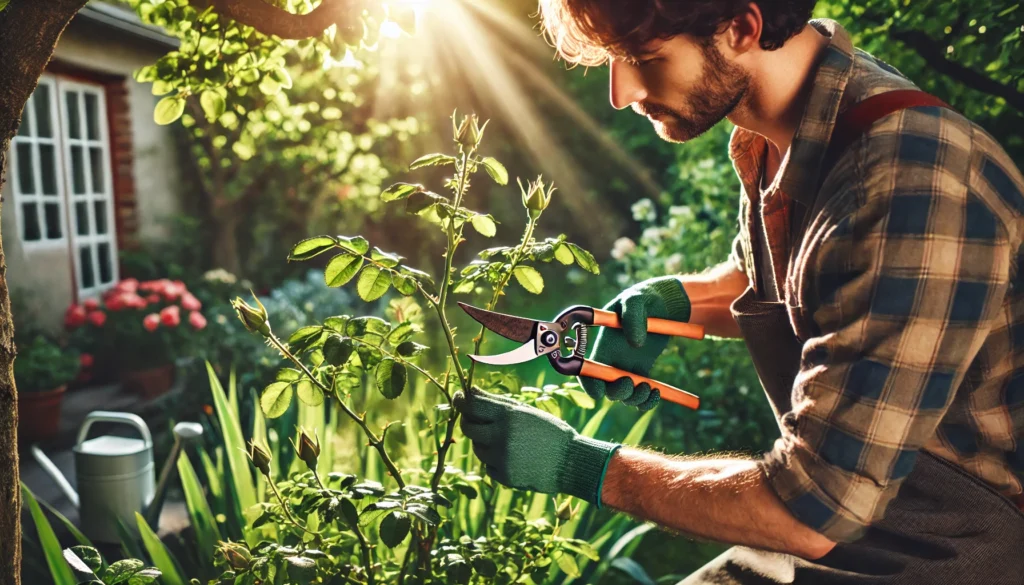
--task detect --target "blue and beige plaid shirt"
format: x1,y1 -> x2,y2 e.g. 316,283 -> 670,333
729,20 -> 1024,541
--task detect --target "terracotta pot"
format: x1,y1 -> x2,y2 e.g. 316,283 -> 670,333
18,385 -> 67,444
119,363 -> 175,399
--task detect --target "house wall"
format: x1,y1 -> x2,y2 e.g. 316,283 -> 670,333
1,16 -> 182,334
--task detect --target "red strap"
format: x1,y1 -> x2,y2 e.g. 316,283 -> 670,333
828,89 -> 952,161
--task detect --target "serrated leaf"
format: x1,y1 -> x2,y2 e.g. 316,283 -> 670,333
370,247 -> 402,267
275,368 -> 301,382
260,382 -> 293,418
387,321 -> 418,345
471,556 -> 498,577
322,334 -> 355,366
381,182 -> 423,202
199,90 -> 225,122
396,341 -> 427,357
103,559 -> 144,585
399,266 -> 436,295
289,236 -> 336,261
392,273 -> 417,296
286,326 -> 323,354
336,235 -> 370,255
296,379 -> 324,406
405,504 -> 441,526
405,190 -> 446,214
340,498 -> 360,528
553,243 -> 574,265
63,547 -> 97,575
380,512 -> 411,548
129,567 -> 161,584
566,243 -> 600,274
325,253 -> 364,287
409,153 -> 456,169
513,265 -> 544,294
153,96 -> 185,125
479,157 -> 508,185
470,214 -> 497,237
375,359 -> 407,399
357,266 -> 391,301
284,557 -> 316,582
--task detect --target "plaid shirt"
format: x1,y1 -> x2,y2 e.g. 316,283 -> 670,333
729,20 -> 1024,542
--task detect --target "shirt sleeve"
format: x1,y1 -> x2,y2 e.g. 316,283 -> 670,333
761,145 -> 1012,542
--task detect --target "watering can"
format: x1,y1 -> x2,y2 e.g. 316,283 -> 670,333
32,411 -> 203,543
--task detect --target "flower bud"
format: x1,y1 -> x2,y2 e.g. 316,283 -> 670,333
519,176 -> 554,219
247,440 -> 272,477
231,292 -> 271,337
555,497 -> 573,521
452,112 -> 485,150
217,542 -> 251,572
297,428 -> 321,472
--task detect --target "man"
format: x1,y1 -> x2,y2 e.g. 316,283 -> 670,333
453,1 -> 1024,582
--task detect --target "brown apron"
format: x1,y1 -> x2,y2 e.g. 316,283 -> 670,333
681,92 -> 1024,584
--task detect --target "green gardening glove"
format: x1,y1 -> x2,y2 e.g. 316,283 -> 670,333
453,388 -> 621,508
582,276 -> 690,411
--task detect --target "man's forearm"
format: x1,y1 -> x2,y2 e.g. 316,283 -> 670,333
600,447 -> 835,560
679,262 -> 748,338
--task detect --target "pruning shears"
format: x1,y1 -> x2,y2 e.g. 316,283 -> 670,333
458,303 -> 706,409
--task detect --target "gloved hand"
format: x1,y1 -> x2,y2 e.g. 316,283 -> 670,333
453,388 -> 620,508
582,276 -> 690,411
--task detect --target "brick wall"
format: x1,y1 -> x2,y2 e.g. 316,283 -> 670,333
102,77 -> 140,252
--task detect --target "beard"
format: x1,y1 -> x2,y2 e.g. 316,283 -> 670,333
634,40 -> 751,143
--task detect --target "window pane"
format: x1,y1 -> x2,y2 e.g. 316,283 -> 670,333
66,91 -> 81,140
23,203 -> 41,241
15,143 -> 34,194
79,246 -> 95,290
94,201 -> 107,234
16,111 -> 30,137
44,203 -> 62,239
75,201 -> 89,236
98,243 -> 113,284
70,146 -> 86,194
39,144 -> 57,195
34,85 -> 52,138
89,147 -> 105,193
85,93 -> 100,141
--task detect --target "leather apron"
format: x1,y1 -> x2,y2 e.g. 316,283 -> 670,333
681,92 -> 1024,584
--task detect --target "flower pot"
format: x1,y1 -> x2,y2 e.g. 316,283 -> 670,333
18,385 -> 67,444
119,363 -> 175,399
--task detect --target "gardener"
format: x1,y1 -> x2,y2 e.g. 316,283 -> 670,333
453,1 -> 1024,583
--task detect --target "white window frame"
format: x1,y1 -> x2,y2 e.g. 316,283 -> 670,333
58,78 -> 120,299
9,75 -> 67,250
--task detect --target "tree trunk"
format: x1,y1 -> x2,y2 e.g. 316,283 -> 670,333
0,2 -> 90,582
212,209 -> 242,276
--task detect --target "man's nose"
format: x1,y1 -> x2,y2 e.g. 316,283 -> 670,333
609,59 -> 646,110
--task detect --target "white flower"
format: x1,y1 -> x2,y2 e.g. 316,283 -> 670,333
664,253 -> 683,274
203,268 -> 238,284
610,237 -> 637,261
631,199 -> 656,223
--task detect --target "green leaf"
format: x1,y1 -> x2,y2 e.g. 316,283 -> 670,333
405,190 -> 447,214
103,560 -> 144,585
286,326 -> 323,354
379,512 -> 411,548
0,0 -> 11,12
553,243 -> 575,265
381,182 -> 423,202
392,273 -> 417,295
135,513 -> 186,585
177,455 -> 222,563
275,368 -> 301,382
270,66 -> 293,89
206,364 -> 257,512
22,484 -> 76,585
199,90 -> 225,122
409,153 -> 456,169
289,236 -> 336,261
129,568 -> 161,584
405,504 -> 441,526
260,382 -> 293,418
396,341 -> 427,357
357,265 -> 391,301
336,235 -> 370,255
566,243 -> 600,274
153,96 -> 185,126
284,557 -> 316,582
322,334 -> 355,366
258,74 -> 281,95
554,551 -> 581,578
340,498 -> 360,529
479,157 -> 508,185
324,253 -> 364,287
387,321 -> 418,345
470,214 -> 497,237
296,378 -> 324,406
399,266 -> 436,295
513,265 -> 544,294
346,316 -> 390,337
65,546 -> 102,574
375,359 -> 407,399
471,556 -> 498,578
370,247 -> 402,267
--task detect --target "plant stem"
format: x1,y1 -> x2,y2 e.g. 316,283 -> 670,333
267,478 -> 318,535
351,520 -> 376,585
267,334 -> 406,489
349,337 -> 449,401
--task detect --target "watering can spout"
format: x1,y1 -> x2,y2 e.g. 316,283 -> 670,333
145,421 -> 204,527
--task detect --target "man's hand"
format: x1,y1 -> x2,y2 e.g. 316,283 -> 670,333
582,276 -> 691,410
453,388 -> 620,506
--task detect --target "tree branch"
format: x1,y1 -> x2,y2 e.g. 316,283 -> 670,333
190,0 -> 356,40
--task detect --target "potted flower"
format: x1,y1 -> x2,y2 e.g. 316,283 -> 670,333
66,277 -> 208,398
15,335 -> 80,443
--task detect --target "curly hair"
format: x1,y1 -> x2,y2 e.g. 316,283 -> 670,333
538,0 -> 817,66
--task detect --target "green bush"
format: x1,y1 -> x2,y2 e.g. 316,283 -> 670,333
14,336 -> 80,393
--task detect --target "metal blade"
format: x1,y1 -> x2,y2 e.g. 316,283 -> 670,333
468,341 -> 541,366
458,302 -> 538,343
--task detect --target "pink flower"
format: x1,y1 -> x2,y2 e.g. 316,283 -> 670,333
143,313 -> 160,332
163,280 -> 187,301
188,311 -> 207,330
159,305 -> 181,327
124,293 -> 148,309
181,293 -> 202,312
83,298 -> 100,311
116,278 -> 139,293
146,294 -> 161,304
65,305 -> 87,329
80,353 -> 94,368
87,311 -> 107,327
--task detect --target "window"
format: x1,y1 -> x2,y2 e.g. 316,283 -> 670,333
10,74 -> 119,297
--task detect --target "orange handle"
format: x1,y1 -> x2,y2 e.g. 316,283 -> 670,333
580,359 -> 700,410
592,309 -> 705,340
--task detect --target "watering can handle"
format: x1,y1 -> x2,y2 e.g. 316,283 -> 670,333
77,411 -> 152,448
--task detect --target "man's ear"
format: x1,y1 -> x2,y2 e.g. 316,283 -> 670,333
723,1 -> 763,55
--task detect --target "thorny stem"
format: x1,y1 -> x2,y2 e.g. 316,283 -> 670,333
351,519 -> 376,585
267,334 -> 406,489
435,149 -> 474,389
267,477 -> 319,536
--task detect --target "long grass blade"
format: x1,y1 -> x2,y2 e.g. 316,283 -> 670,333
178,453 -> 224,557
207,362 -> 257,511
21,483 -> 76,585
38,496 -> 93,548
135,512 -> 187,585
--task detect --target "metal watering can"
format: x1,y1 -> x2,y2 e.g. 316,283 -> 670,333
32,411 -> 203,543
